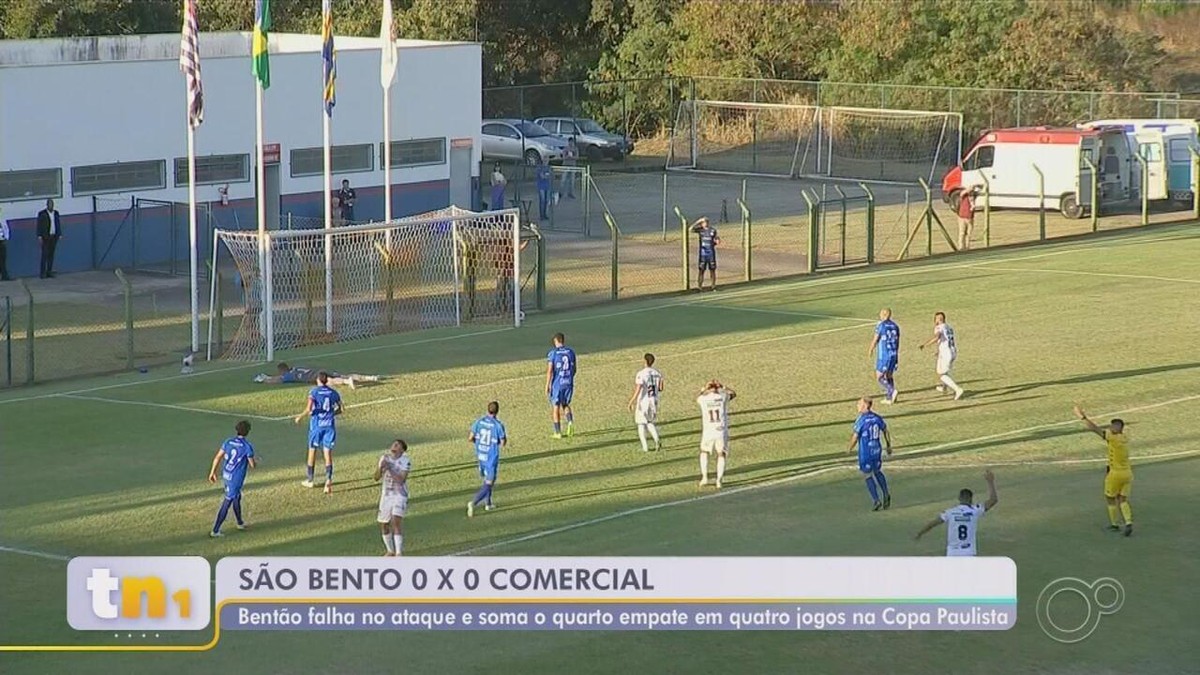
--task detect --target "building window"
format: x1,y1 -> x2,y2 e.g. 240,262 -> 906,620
71,160 -> 166,196
380,138 -> 447,168
0,168 -> 62,202
290,144 -> 374,177
174,154 -> 250,187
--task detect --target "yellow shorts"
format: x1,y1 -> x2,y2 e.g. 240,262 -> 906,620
1104,470 -> 1132,499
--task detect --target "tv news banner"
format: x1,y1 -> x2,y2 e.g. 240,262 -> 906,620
66,557 -> 1016,634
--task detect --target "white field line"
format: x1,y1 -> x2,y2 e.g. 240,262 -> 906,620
329,320 -> 876,417
701,305 -> 872,322
6,400 -> 1199,566
0,228 -> 1189,409
972,265 -> 1200,286
452,393 -> 1200,555
60,393 -> 281,421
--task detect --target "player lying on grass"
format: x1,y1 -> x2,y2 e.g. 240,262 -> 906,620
914,470 -> 999,556
697,380 -> 735,488
848,397 -> 892,510
254,362 -> 381,389
207,420 -> 257,537
374,439 -> 411,557
1074,406 -> 1134,536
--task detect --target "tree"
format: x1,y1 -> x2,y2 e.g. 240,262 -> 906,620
587,0 -> 683,135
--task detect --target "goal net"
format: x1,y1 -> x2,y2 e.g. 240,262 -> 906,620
210,207 -> 521,361
820,106 -> 962,184
667,99 -> 821,177
667,100 -> 962,184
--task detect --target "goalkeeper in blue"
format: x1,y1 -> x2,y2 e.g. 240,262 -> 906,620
848,397 -> 893,511
868,308 -> 901,404
468,401 -> 507,517
207,420 -> 257,537
545,332 -> 577,438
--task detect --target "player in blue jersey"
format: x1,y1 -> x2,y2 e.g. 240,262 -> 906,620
848,397 -> 893,511
293,371 -> 343,494
545,332 -> 577,438
254,362 -> 380,388
691,217 -> 720,292
468,401 -> 507,517
868,308 -> 901,404
207,420 -> 258,537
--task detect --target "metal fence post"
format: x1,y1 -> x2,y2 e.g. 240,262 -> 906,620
859,183 -> 875,265
661,172 -> 668,241
583,165 -> 592,238
980,174 -> 992,248
90,195 -> 99,269
535,228 -> 546,311
1191,147 -> 1200,221
1032,164 -> 1046,241
1082,156 -> 1099,233
834,185 -> 848,266
605,212 -> 619,301
115,268 -> 134,370
675,206 -> 690,291
802,190 -> 818,274
918,178 -> 933,257
1132,153 -> 1149,226
3,295 -> 11,388
19,279 -> 33,385
737,197 -> 752,282
214,269 -> 224,355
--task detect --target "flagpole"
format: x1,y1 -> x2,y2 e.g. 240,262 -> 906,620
323,110 -> 333,334
186,122 -> 199,353
256,81 -> 273,362
383,86 -> 393,224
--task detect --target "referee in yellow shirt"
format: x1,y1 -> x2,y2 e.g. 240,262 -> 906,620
1074,406 -> 1133,536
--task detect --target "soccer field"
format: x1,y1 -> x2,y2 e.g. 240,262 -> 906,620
2,223 -> 1199,674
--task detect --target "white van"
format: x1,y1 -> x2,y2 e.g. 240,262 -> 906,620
942,127 -> 1133,219
1080,119 -> 1198,203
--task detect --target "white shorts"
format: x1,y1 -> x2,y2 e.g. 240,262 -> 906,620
377,495 -> 408,522
936,353 -> 955,376
700,435 -> 729,455
635,399 -> 658,424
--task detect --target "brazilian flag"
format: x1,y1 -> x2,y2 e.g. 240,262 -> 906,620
252,0 -> 270,89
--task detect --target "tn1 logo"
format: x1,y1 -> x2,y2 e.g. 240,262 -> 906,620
86,568 -> 192,620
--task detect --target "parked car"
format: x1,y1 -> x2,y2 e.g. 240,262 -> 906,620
535,116 -> 634,160
481,119 -> 566,166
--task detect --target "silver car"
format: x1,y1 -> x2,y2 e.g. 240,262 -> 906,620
481,119 -> 566,166
535,117 -> 634,160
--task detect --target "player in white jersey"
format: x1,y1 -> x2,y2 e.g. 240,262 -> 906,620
628,353 -> 664,452
374,439 -> 410,556
919,311 -> 964,400
915,470 -> 998,556
697,380 -> 736,489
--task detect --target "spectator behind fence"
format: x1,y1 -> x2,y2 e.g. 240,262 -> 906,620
535,155 -> 551,221
36,198 -> 63,278
330,195 -> 346,227
337,179 -> 356,223
490,163 -> 507,211
957,187 -> 978,251
558,138 -> 577,201
0,206 -> 10,281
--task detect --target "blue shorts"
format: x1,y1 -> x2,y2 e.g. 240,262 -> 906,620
876,354 -> 898,373
698,252 -> 716,271
549,384 -> 574,407
858,455 -> 882,474
308,427 -> 336,450
224,478 -> 245,500
478,459 -> 499,483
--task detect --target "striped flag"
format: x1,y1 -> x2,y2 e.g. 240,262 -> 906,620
322,0 -> 336,116
252,0 -> 271,89
179,0 -> 203,127
380,0 -> 397,90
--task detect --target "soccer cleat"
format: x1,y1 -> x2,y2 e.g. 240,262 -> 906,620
715,481 -> 722,489
324,482 -> 332,495
485,504 -> 496,512
698,478 -> 709,488
383,552 -> 395,557
566,422 -> 574,437
467,501 -> 475,518
1106,525 -> 1121,532
236,523 -> 248,531
209,531 -> 223,538
655,440 -> 662,452
301,480 -> 315,488
890,391 -> 899,404
1124,524 -> 1133,537
882,494 -> 892,509
254,373 -> 267,383
935,385 -> 946,393
872,501 -> 883,511
954,389 -> 965,401
551,433 -> 563,440
347,377 -> 357,390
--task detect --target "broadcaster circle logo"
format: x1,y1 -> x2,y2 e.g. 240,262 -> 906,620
1036,576 -> 1124,644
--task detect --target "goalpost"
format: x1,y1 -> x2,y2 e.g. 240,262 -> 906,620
208,207 -> 521,361
668,100 -> 962,184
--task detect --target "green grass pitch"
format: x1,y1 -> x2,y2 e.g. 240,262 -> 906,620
2,223 -> 1198,675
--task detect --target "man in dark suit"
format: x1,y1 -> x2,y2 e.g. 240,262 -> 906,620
36,198 -> 63,278
337,179 -> 356,223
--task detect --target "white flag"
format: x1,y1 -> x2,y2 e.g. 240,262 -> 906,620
380,0 -> 397,90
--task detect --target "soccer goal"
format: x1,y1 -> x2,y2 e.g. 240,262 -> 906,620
819,106 -> 962,185
208,207 -> 522,361
667,99 -> 821,177
668,100 -> 962,184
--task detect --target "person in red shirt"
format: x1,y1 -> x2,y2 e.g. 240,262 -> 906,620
956,187 -> 978,251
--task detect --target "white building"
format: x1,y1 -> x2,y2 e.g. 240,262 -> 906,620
0,32 -> 482,277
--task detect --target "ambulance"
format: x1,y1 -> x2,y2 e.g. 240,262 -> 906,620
1080,119 -> 1198,204
941,126 -> 1133,219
